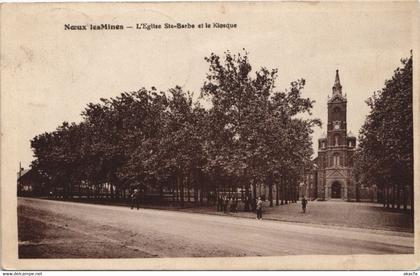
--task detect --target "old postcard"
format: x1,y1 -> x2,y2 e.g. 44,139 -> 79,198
1,1 -> 419,270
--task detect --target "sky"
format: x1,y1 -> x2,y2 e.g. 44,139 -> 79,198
2,2 -> 416,169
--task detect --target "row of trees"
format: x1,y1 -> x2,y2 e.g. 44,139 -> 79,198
29,50 -> 320,208
355,54 -> 413,212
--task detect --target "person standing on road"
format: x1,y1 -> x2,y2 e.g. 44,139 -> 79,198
228,196 -> 234,212
135,188 -> 141,210
130,189 -> 136,209
131,188 -> 140,210
244,195 -> 249,212
301,197 -> 308,213
256,197 -> 263,220
230,196 -> 238,213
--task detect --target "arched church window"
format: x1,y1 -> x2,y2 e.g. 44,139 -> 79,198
322,141 -> 325,148
333,153 -> 340,166
334,135 -> 339,146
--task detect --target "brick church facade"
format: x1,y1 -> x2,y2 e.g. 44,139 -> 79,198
301,70 -> 361,201
315,70 -> 357,200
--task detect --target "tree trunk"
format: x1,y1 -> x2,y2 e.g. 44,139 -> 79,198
159,182 -> 163,203
252,181 -> 257,211
187,175 -> 191,203
175,176 -> 179,203
94,183 -> 97,200
171,177 -> 175,203
284,179 -> 288,204
392,184 -> 396,209
292,178 -> 295,202
69,181 -> 73,199
199,174 -> 204,206
194,185 -> 199,205
280,177 -> 284,205
291,180 -> 295,203
179,173 -> 184,207
382,187 -> 386,207
63,183 -> 68,199
268,174 -> 273,207
275,180 -> 279,206
110,183 -> 114,200
245,183 -> 250,211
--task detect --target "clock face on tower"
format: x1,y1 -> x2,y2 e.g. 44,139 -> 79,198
334,121 -> 340,130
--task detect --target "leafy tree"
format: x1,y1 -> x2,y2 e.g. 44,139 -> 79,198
30,50 -> 319,211
356,53 -> 413,212
202,50 -> 319,208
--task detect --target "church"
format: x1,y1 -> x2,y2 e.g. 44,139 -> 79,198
301,70 -> 358,201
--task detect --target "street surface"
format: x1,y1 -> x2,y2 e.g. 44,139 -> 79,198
18,198 -> 414,258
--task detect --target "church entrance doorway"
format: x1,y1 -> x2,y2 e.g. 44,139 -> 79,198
331,181 -> 341,199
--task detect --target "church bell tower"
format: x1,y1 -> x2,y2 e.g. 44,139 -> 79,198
327,70 -> 347,150
316,70 -> 356,200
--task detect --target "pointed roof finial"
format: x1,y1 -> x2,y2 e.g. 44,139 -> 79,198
332,69 -> 342,95
335,69 -> 340,84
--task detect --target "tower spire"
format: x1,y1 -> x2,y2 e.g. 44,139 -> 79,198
332,69 -> 342,95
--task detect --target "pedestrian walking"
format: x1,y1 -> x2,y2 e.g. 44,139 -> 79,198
231,196 -> 238,212
223,196 -> 229,213
301,196 -> 308,213
131,189 -> 140,210
244,195 -> 249,212
130,190 -> 135,209
256,196 -> 263,220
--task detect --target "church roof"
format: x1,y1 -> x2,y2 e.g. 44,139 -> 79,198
347,131 -> 356,138
17,169 -> 30,180
328,93 -> 347,103
329,69 -> 346,103
333,69 -> 342,93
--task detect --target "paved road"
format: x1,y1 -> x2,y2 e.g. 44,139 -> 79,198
18,198 -> 414,258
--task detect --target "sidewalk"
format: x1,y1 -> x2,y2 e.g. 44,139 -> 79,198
178,200 -> 414,233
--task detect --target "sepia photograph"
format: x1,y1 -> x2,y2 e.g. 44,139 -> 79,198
1,1 -> 419,270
